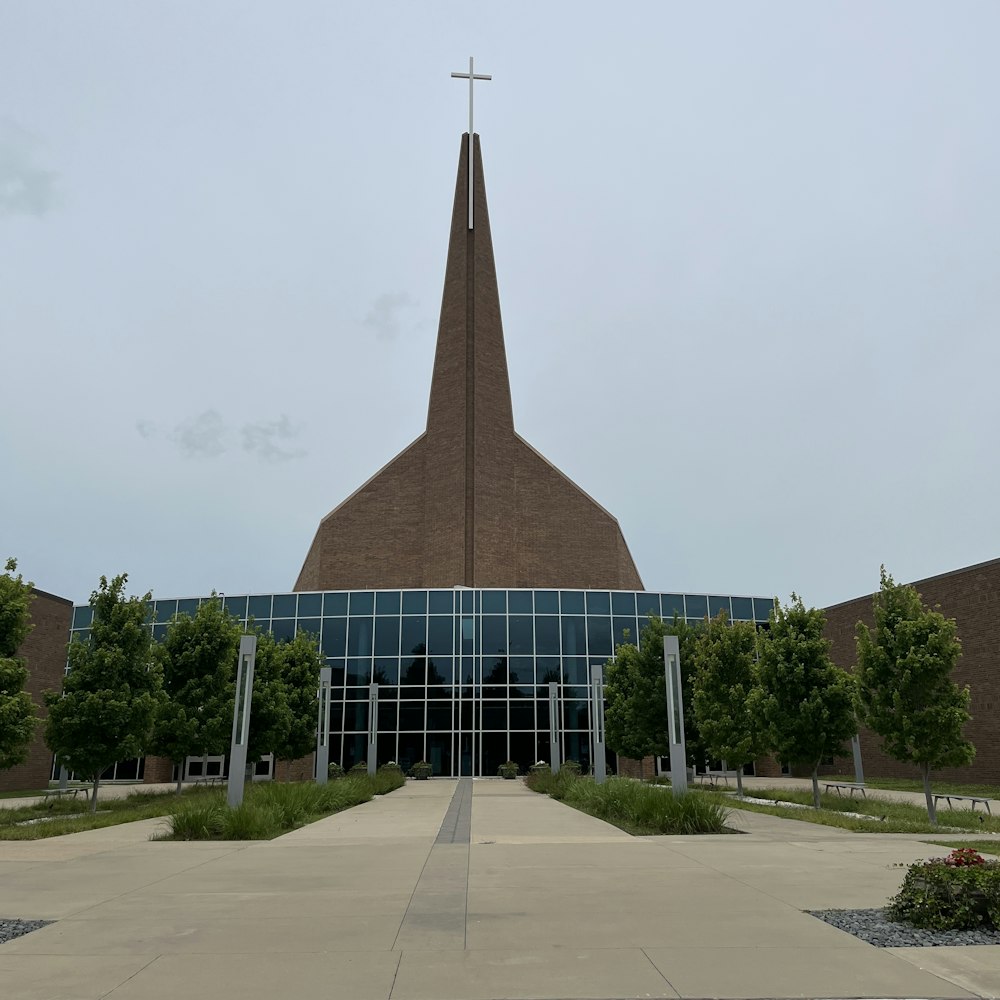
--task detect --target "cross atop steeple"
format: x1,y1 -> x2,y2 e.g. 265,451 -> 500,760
451,56 -> 491,229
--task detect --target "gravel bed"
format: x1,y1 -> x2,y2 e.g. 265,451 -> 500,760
0,919 -> 53,945
809,907 -> 1000,947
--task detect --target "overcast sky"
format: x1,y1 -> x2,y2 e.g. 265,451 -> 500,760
2,3 -> 998,610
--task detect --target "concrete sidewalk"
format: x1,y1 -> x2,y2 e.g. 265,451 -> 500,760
0,777 -> 997,999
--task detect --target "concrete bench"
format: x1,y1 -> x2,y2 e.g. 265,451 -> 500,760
933,793 -> 992,815
41,787 -> 91,807
824,781 -> 867,799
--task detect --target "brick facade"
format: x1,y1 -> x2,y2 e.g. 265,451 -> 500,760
0,588 -> 71,792
274,754 -> 315,782
823,558 -> 1000,784
295,134 -> 643,594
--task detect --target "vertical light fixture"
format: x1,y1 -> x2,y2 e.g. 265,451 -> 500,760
663,635 -> 688,797
315,666 -> 332,785
227,634 -> 257,808
367,683 -> 379,776
590,664 -> 607,784
548,680 -> 561,772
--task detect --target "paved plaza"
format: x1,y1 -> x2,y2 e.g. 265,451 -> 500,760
1,779 -> 999,999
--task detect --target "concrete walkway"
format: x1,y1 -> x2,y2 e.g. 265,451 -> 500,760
0,778 -> 997,999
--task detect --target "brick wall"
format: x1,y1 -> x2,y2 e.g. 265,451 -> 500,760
823,558 -> 1000,784
274,754 -> 315,782
616,755 -> 656,780
0,588 -> 71,792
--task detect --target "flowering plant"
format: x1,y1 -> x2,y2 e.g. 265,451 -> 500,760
943,848 -> 986,867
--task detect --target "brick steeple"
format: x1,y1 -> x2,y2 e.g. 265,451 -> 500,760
295,136 -> 642,592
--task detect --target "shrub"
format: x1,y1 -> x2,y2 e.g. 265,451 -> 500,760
889,849 -> 1000,930
561,760 -> 582,776
328,762 -> 344,780
497,761 -> 519,778
166,802 -> 225,840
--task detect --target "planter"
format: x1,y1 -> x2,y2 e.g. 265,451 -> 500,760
498,761 -> 520,780
409,762 -> 432,781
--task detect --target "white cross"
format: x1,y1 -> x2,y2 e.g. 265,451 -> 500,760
451,57 -> 491,229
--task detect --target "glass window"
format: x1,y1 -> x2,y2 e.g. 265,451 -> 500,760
508,656 -> 533,686
272,594 -> 297,619
297,593 -> 322,617
344,701 -> 369,731
247,595 -> 271,620
534,590 -> 559,614
685,595 -> 708,620
560,591 -> 585,614
612,617 -> 636,647
152,623 -> 169,641
428,590 -> 453,614
709,596 -> 732,619
155,599 -> 178,622
377,701 -> 398,730
427,657 -> 452,687
177,598 -> 199,617
297,617 -> 320,639
375,591 -> 400,615
399,702 -> 424,731
328,661 -> 345,685
482,701 -> 507,730
510,699 -> 534,729
659,594 -> 683,619
563,658 -> 589,685
223,595 -> 247,620
481,590 -> 506,614
348,617 -> 373,657
754,597 -> 776,622
561,616 -> 586,656
460,616 -> 476,655
427,617 -> 453,656
587,616 -> 612,657
427,701 -> 452,729
346,658 -> 371,686
350,591 -> 374,616
272,619 -> 295,643
401,616 -> 426,657
636,593 -> 660,617
323,592 -> 348,616
508,590 -> 533,614
327,699 -> 344,731
536,694 -> 550,729
731,597 -> 754,620
509,615 -> 533,655
373,658 -> 399,685
482,615 -> 507,655
400,657 -> 426,685
611,592 -> 636,616
322,618 -> 347,658
72,606 -> 93,628
534,616 -> 560,655
536,657 -> 561,684
374,616 -> 400,657
401,590 -> 427,615
585,591 -> 611,615
564,701 -> 590,730
459,590 -> 473,614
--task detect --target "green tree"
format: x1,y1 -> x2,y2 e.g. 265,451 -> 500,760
855,566 -> 973,824
151,596 -> 241,792
755,595 -> 856,808
691,611 -> 764,797
270,630 -> 323,774
44,574 -> 162,811
244,629 -> 293,772
0,558 -> 39,771
604,615 -> 668,778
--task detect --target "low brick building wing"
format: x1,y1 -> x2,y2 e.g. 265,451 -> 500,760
295,134 -> 643,593
824,557 -> 1000,784
0,589 -> 71,793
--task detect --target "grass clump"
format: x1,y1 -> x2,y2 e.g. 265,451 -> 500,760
527,770 -> 729,835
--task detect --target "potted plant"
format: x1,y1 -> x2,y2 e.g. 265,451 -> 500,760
327,762 -> 344,780
529,760 -> 550,774
497,760 -> 519,779
560,759 -> 582,776
409,761 -> 432,780
378,760 -> 403,775
349,760 -> 368,775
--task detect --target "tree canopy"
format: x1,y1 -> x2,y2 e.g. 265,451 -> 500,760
855,566 -> 973,823
269,630 -> 323,767
755,595 -> 856,808
691,611 -> 764,796
44,574 -> 162,810
0,558 -> 38,771
151,596 -> 241,791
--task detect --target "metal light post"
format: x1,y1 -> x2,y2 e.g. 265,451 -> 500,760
315,666 -> 332,785
851,734 -> 865,785
548,681 -> 561,772
590,664 -> 607,784
227,634 -> 257,808
367,683 -> 379,775
663,635 -> 688,796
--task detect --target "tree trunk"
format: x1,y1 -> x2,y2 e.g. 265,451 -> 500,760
922,762 -> 937,825
735,768 -> 744,798
90,774 -> 100,814
810,766 -> 821,809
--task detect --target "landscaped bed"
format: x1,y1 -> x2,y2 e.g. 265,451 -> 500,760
525,768 -> 731,835
0,771 -> 405,842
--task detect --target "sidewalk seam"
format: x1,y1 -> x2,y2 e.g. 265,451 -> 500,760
96,952 -> 161,998
640,946 -> 681,999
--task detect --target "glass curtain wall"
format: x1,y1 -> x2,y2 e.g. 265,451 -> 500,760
69,589 -> 775,778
